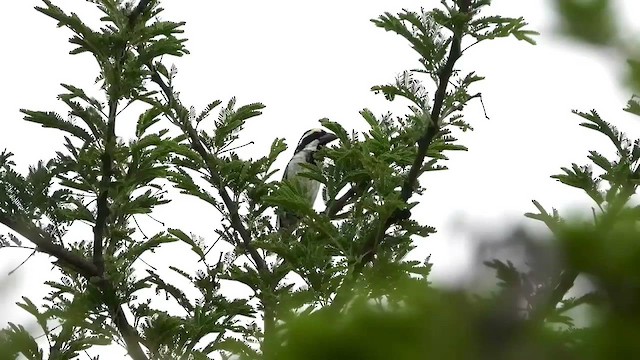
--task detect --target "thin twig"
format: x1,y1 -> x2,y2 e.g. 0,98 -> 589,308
144,212 -> 166,227
324,180 -> 370,220
218,141 -> 255,154
7,249 -> 37,275
478,93 -> 490,120
0,244 -> 37,251
132,215 -> 148,239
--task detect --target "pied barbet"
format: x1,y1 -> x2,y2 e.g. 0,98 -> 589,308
277,128 -> 338,230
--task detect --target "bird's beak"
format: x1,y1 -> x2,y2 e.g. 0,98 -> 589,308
318,132 -> 338,146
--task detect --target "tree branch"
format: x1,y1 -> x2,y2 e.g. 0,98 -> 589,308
324,188 -> 356,218
1,214 -> 149,360
100,281 -> 149,360
1,220 -> 150,356
0,215 -> 100,277
357,0 -> 471,268
148,63 -> 275,356
324,183 -> 363,219
148,66 -> 268,274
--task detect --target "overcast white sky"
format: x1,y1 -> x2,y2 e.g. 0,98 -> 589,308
1,0 -> 640,345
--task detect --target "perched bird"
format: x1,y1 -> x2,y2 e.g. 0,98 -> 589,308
277,128 -> 338,230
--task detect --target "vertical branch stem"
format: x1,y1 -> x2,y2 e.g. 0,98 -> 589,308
93,99 -> 117,275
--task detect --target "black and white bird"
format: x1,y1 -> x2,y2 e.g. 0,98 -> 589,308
277,128 -> 338,230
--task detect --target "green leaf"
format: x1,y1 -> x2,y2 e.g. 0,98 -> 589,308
136,106 -> 163,137
551,163 -> 604,205
575,109 -> 627,155
168,228 -> 205,260
320,119 -> 350,146
21,109 -> 93,142
484,259 -> 520,288
16,297 -> 51,338
126,233 -> 178,265
525,200 -> 562,233
147,270 -> 194,312
587,150 -> 612,171
59,83 -> 104,112
36,0 -> 103,56
624,94 -> 640,117
195,100 -> 223,124
1,323 -> 43,360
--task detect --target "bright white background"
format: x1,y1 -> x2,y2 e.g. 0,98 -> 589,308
1,0 -> 639,348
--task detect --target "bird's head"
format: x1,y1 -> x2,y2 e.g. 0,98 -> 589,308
294,128 -> 338,153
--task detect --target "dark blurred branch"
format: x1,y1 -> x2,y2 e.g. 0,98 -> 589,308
533,166 -> 640,320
